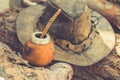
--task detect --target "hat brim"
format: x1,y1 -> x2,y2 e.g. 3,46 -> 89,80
16,5 -> 115,66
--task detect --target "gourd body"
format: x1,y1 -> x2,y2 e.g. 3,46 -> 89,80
22,32 -> 54,66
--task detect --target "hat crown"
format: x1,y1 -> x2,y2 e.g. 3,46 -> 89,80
49,0 -> 86,18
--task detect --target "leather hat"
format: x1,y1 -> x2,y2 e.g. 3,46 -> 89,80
16,0 -> 115,66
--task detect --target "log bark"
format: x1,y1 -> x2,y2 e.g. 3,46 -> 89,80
0,42 -> 73,80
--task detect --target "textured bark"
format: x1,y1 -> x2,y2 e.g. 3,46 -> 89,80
0,42 -> 73,80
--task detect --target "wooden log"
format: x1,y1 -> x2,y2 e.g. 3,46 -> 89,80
0,41 -> 73,80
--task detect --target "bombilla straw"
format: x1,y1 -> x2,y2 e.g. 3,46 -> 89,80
40,9 -> 62,38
